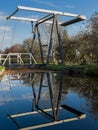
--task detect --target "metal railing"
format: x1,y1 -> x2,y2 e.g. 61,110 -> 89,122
0,53 -> 37,65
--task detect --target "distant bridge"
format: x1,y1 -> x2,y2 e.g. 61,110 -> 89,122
0,53 -> 37,66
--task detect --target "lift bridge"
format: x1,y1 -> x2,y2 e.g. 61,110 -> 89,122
1,6 -> 86,67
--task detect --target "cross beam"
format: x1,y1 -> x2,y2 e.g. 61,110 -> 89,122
9,16 -> 54,24
7,6 -> 86,21
61,16 -> 86,26
9,16 -> 85,26
8,16 -> 38,22
17,6 -> 84,17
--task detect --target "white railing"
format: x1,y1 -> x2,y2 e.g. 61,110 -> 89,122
0,53 -> 37,65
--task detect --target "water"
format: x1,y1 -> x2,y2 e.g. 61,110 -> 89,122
0,71 -> 98,130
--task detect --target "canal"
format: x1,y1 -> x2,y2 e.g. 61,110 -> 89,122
0,71 -> 98,130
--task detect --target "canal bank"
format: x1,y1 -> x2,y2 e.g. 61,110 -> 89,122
43,64 -> 98,76
1,64 -> 98,77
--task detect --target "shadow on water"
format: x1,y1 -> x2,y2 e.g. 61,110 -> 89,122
0,71 -> 98,130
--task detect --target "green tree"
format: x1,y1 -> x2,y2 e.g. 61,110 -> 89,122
4,44 -> 23,53
22,38 -> 33,53
66,12 -> 98,65
89,12 -> 98,64
22,38 -> 41,62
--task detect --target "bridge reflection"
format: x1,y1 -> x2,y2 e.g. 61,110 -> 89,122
7,72 -> 86,130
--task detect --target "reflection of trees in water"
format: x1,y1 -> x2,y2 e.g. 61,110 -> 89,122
63,76 -> 98,120
21,73 -> 34,86
20,73 -> 41,87
11,72 -> 98,121
6,72 -> 86,129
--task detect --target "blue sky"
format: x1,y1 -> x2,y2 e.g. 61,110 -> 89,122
0,0 -> 98,50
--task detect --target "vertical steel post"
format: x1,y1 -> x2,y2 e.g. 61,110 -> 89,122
46,15 -> 55,64
55,15 -> 64,65
31,23 -> 36,55
36,25 -> 44,64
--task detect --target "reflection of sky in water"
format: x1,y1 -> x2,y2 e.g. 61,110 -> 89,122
0,72 -> 98,130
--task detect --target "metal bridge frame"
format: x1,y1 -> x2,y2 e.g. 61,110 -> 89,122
0,53 -> 37,65
7,6 -> 86,65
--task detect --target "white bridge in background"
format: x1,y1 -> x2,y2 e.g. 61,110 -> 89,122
0,53 -> 37,66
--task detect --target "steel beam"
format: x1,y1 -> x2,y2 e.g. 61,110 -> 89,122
37,14 -> 52,22
19,116 -> 85,130
36,14 -> 54,25
55,15 -> 64,65
61,15 -> 86,26
46,16 -> 55,64
7,9 -> 19,20
7,16 -> 86,26
8,108 -> 62,118
8,16 -> 37,22
17,6 -> 85,18
8,16 -> 53,24
36,26 -> 44,64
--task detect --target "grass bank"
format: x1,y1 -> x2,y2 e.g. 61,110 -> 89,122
45,64 -> 98,76
1,64 -> 98,77
0,66 -> 5,75
0,66 -> 5,71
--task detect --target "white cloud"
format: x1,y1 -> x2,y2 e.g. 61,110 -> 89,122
38,1 -> 56,7
21,94 -> 33,100
0,86 -> 10,91
64,5 -> 76,9
0,33 -> 12,40
31,0 -> 76,10
0,32 -> 12,49
0,26 -> 11,31
31,0 -> 58,8
0,25 -> 12,43
0,11 -> 6,21
67,24 -> 82,36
